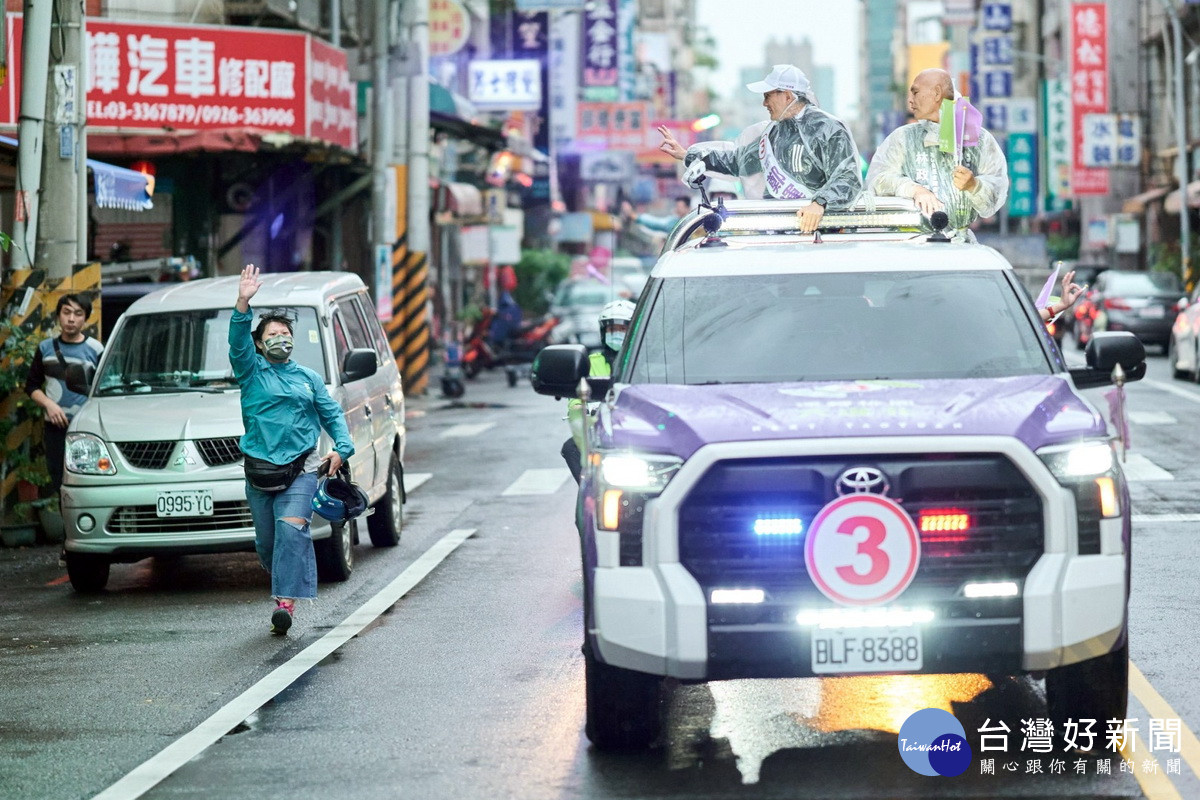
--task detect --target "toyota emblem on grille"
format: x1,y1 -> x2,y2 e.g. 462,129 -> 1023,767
836,466 -> 890,496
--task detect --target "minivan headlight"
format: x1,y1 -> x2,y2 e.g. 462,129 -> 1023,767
66,433 -> 117,475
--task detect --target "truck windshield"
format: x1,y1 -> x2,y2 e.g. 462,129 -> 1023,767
624,270 -> 1051,384
95,308 -> 327,395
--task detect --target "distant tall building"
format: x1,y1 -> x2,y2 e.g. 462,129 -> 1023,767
859,0 -> 902,155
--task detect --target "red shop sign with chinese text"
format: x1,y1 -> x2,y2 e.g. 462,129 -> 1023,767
0,14 -> 356,150
1069,3 -> 1108,196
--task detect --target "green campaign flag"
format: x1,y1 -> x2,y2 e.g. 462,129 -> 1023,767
938,99 -> 956,153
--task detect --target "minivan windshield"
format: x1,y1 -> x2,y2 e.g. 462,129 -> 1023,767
623,270 -> 1050,384
96,308 -> 326,395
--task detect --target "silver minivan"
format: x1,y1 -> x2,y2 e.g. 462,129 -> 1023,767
61,272 -> 407,592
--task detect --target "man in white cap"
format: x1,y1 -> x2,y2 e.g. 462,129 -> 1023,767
657,64 -> 862,232
866,68 -> 1008,239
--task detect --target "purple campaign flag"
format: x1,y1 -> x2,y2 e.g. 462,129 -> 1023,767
1104,386 -> 1131,455
956,98 -> 983,147
954,97 -> 984,163
1035,263 -> 1061,309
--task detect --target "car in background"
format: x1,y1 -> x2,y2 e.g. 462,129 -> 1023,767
1073,269 -> 1184,352
61,272 -> 407,592
1169,285 -> 1200,380
610,256 -> 652,300
549,278 -> 623,350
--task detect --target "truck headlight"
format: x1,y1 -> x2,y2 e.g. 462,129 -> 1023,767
597,452 -> 682,493
591,452 -> 682,564
1038,441 -> 1113,478
66,433 -> 117,475
1037,440 -> 1121,553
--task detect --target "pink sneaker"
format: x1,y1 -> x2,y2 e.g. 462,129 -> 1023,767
270,600 -> 294,635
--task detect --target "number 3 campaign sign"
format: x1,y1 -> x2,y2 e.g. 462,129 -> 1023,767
804,495 -> 921,606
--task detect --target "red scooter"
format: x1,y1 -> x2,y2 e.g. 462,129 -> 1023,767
462,309 -> 559,386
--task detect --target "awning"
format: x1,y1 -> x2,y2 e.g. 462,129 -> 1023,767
1164,181 -> 1200,214
429,79 -> 505,151
0,134 -> 153,211
1122,185 -> 1170,214
431,179 -> 484,218
86,130 -> 263,156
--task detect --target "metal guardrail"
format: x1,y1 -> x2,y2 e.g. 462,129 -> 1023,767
664,196 -> 928,252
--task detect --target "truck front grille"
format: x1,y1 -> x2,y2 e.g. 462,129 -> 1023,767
678,453 -> 1043,598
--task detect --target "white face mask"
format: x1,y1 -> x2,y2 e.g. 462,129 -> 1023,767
605,331 -> 625,351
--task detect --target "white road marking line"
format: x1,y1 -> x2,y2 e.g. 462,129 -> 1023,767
1120,453 -> 1174,482
1129,410 -> 1178,426
403,472 -> 432,493
1132,513 -> 1200,524
1143,378 -> 1200,405
439,422 -> 496,439
92,528 -> 477,800
501,468 -> 569,496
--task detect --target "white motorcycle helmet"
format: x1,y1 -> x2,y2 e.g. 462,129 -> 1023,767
599,299 -> 635,354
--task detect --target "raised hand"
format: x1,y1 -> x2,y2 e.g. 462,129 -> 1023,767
657,125 -> 687,160
237,264 -> 262,312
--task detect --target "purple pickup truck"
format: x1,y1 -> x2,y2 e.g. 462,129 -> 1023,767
532,200 -> 1147,750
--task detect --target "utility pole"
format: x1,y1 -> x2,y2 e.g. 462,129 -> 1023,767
35,0 -> 85,280
1161,0 -> 1192,288
11,0 -> 54,271
371,0 -> 394,266
404,0 -> 431,394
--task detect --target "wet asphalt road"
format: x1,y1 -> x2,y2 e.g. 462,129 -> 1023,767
2,352 -> 1200,800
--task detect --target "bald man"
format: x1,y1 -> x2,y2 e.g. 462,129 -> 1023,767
866,68 -> 1008,240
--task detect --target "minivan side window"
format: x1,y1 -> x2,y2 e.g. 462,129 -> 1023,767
342,294 -> 391,363
334,297 -> 374,378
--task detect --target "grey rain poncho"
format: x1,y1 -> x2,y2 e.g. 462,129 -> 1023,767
682,105 -> 863,207
866,119 -> 1009,234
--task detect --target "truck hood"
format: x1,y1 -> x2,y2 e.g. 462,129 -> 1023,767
71,391 -> 245,442
602,376 -> 1106,458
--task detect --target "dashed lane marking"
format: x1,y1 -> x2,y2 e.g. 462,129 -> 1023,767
1130,661 -> 1200,788
1129,411 -> 1178,426
501,468 -> 570,496
1120,453 -> 1174,482
439,422 -> 496,439
92,528 -> 477,800
1143,379 -> 1200,406
403,472 -> 432,494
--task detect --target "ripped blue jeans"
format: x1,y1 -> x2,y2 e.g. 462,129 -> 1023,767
246,472 -> 319,600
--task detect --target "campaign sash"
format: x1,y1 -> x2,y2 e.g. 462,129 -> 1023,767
757,128 -> 817,200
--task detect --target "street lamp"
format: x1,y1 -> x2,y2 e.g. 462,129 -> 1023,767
1159,0 -> 1191,288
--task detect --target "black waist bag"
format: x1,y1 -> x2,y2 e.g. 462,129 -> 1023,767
243,450 -> 312,493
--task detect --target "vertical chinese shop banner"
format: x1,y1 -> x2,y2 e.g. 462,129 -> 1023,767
1043,78 -> 1073,210
1069,2 -> 1108,196
581,0 -> 618,101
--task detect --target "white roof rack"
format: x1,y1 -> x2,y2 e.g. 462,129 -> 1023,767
664,196 -> 928,251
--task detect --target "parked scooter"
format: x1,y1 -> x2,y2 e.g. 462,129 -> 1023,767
462,309 -> 559,386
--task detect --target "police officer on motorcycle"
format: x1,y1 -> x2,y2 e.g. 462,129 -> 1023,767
561,299 -> 635,484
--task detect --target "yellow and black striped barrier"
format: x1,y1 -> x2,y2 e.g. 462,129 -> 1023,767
382,165 -> 431,396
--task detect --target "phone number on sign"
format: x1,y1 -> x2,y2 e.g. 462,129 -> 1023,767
87,101 -> 297,128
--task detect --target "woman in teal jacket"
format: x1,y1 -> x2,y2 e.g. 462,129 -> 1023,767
230,264 -> 354,635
